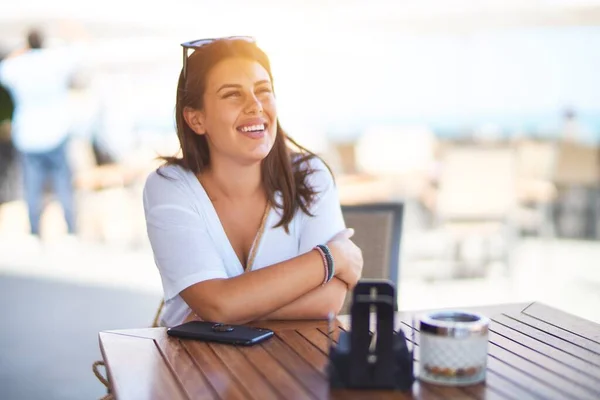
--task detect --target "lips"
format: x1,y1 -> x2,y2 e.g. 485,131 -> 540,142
237,123 -> 266,133
236,119 -> 268,139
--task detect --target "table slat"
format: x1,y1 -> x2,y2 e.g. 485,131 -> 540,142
237,344 -> 314,400
460,382 -> 514,400
261,335 -> 328,399
207,343 -> 281,400
330,390 -> 421,399
489,322 -> 600,382
421,382 -> 478,400
506,311 -> 600,354
153,335 -> 218,400
180,340 -> 249,400
296,328 -> 331,354
99,332 -> 187,400
486,341 -> 597,399
317,325 -> 344,343
493,315 -> 600,368
523,303 -> 600,343
488,330 -> 600,394
484,371 -> 544,400
276,329 -> 329,374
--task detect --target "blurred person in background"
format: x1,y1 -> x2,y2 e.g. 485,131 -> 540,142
0,28 -> 79,239
0,82 -> 18,213
561,108 -> 593,145
144,38 -> 363,327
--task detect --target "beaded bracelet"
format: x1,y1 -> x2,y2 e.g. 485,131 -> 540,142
316,244 -> 335,283
314,246 -> 329,285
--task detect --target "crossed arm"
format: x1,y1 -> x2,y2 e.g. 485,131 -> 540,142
180,250 -> 349,325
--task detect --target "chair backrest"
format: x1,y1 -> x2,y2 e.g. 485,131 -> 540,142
553,142 -> 600,187
339,202 -> 404,314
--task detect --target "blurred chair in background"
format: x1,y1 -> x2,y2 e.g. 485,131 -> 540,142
554,142 -> 599,187
552,142 -> 600,239
68,120 -> 158,248
330,137 -> 397,205
334,126 -> 437,213
433,145 -> 519,277
339,202 -> 404,314
334,140 -> 359,175
514,139 -> 558,237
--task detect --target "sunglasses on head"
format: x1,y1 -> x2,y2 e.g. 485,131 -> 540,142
181,36 -> 256,79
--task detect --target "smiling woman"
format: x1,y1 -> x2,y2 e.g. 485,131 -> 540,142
184,57 -> 276,164
143,37 -> 363,327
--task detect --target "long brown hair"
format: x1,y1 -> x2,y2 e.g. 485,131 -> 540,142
160,39 -> 329,232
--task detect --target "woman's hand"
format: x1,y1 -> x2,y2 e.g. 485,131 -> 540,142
326,228 -> 363,289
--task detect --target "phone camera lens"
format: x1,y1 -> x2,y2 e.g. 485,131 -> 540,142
212,323 -> 234,332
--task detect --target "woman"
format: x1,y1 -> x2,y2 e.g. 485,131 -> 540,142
144,37 -> 363,327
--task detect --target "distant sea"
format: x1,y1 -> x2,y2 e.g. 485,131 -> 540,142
324,111 -> 600,143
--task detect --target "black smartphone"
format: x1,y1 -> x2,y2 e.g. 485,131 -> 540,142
166,321 -> 274,346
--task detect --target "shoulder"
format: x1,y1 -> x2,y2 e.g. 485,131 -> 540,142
143,164 -> 196,209
145,164 -> 188,188
295,154 -> 335,192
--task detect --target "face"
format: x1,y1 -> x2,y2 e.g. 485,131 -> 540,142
184,57 -> 277,165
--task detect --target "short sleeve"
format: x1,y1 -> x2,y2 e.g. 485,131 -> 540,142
298,157 -> 346,254
143,167 -> 228,300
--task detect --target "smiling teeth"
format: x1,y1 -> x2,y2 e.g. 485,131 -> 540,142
241,124 -> 265,132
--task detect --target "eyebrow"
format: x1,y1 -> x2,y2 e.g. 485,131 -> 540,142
217,80 -> 271,93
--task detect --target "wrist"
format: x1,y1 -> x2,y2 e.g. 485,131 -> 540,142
326,243 -> 343,276
313,246 -> 329,285
314,244 -> 335,285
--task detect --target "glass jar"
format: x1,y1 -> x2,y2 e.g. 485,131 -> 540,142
418,311 -> 490,386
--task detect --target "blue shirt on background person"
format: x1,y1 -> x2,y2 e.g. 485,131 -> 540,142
0,46 -> 78,153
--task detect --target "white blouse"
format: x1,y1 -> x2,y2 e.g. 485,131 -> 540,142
143,157 -> 345,327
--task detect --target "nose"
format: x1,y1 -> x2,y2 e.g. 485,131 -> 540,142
244,94 -> 263,115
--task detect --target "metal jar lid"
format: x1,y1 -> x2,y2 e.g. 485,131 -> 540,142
419,311 -> 490,338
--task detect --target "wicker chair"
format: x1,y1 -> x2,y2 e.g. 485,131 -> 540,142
339,202 -> 404,315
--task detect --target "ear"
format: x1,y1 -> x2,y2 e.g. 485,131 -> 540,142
183,106 -> 207,135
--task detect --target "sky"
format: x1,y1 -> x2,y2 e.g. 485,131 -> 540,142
1,1 -> 600,146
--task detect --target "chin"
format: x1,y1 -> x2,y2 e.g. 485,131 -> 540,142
253,134 -> 276,156
250,145 -> 274,163
236,130 -> 277,164
234,143 -> 271,166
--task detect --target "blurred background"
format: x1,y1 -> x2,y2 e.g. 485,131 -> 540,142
1,0 -> 600,399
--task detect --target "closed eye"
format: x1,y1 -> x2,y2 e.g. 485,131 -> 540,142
222,91 -> 241,98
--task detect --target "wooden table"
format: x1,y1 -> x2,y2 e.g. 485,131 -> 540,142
98,302 -> 600,399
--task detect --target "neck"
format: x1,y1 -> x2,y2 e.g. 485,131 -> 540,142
201,158 -> 263,201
